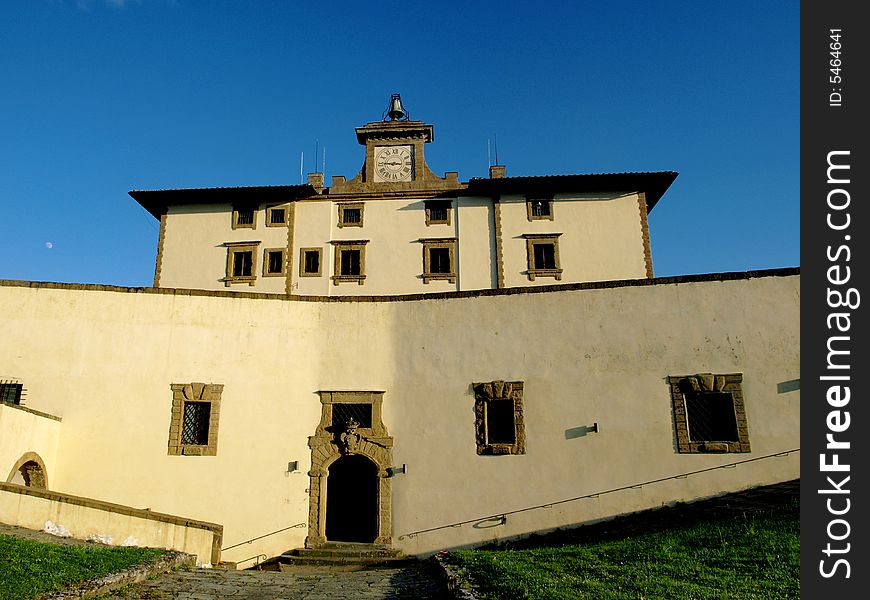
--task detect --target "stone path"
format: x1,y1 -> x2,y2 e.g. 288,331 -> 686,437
99,562 -> 450,599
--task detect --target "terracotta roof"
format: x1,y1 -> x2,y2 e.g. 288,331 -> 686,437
462,171 -> 678,212
130,171 -> 678,219
130,184 -> 317,219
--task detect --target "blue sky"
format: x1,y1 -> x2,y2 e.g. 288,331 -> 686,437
1,0 -> 798,287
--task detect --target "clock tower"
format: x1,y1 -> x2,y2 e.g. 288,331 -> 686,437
331,94 -> 462,193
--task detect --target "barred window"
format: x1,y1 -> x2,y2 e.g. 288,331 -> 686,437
1,382 -> 23,405
269,208 -> 286,225
527,197 -> 553,221
168,383 -> 223,456
668,373 -> 750,454
232,205 -> 257,229
332,403 -> 373,429
337,203 -> 364,228
182,401 -> 211,445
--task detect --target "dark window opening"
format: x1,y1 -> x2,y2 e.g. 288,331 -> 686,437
332,403 -> 373,429
341,208 -> 362,225
530,199 -> 551,217
341,250 -> 361,276
486,400 -> 516,444
270,208 -> 286,224
429,247 -> 451,273
236,209 -> 254,226
533,243 -> 556,269
181,401 -> 211,445
686,392 -> 739,442
304,251 -> 320,274
267,250 -> 284,274
1,382 -> 23,405
233,251 -> 253,277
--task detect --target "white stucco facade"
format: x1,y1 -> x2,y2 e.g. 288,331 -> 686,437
0,271 -> 800,564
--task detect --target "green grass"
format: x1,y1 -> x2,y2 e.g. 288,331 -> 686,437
444,496 -> 799,600
0,535 -> 167,600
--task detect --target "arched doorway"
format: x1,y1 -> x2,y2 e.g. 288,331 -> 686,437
325,455 -> 378,543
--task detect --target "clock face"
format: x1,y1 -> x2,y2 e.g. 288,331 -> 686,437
374,146 -> 413,182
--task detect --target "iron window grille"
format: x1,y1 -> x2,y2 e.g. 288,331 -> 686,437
332,403 -> 374,429
1,382 -> 23,405
181,401 -> 211,445
668,373 -> 750,453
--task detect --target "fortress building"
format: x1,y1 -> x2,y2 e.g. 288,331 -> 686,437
1,96 -> 799,568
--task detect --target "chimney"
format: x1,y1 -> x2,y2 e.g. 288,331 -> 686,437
307,172 -> 325,191
489,165 -> 506,179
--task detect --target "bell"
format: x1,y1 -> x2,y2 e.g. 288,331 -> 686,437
386,94 -> 407,121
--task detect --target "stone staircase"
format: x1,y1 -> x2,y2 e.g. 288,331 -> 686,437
262,542 -> 409,572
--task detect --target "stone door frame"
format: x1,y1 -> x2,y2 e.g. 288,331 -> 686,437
306,391 -> 393,547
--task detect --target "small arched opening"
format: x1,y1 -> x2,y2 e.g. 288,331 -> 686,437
7,452 -> 48,490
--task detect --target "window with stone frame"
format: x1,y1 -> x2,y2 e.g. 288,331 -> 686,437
222,241 -> 260,286
526,197 -> 554,221
266,206 -> 287,227
1,380 -> 24,405
667,373 -> 750,454
299,247 -> 323,277
473,380 -> 526,455
420,238 -> 457,284
168,383 -> 223,456
425,200 -> 452,226
232,204 -> 257,229
330,240 -> 368,285
263,248 -> 285,277
523,233 -> 562,281
337,203 -> 364,228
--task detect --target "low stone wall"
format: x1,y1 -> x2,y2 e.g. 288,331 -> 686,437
0,482 -> 222,565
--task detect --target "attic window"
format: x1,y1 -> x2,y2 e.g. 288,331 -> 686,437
232,205 -> 257,229
267,206 -> 287,226
425,200 -> 452,226
527,197 -> 553,221
338,203 -> 364,228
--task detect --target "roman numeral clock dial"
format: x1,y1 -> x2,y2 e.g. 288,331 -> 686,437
374,146 -> 413,182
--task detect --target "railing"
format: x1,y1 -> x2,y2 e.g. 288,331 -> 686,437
397,448 -> 799,540
221,522 -> 306,552
236,554 -> 268,569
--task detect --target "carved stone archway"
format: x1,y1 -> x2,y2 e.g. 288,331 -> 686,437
7,452 -> 48,490
306,391 -> 393,547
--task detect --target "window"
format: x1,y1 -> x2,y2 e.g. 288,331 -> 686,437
168,383 -> 223,456
299,247 -> 323,277
330,240 -> 368,285
419,238 -> 457,284
263,248 -> 285,277
266,206 -> 287,227
667,373 -> 750,454
182,402 -> 211,445
425,200 -> 452,226
523,233 -> 562,280
232,205 -> 257,230
337,203 -> 365,228
1,381 -> 23,405
222,241 -> 260,286
332,403 -> 374,429
473,381 -> 525,455
526,197 -> 554,221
